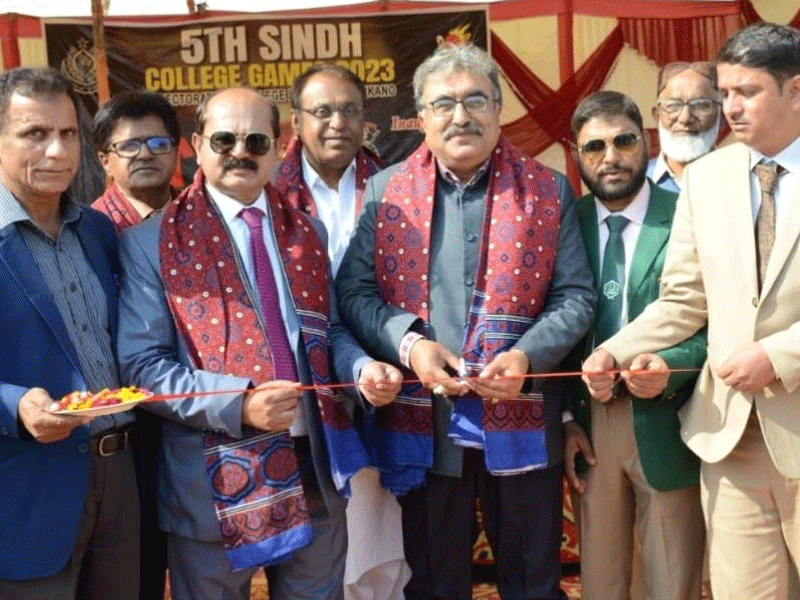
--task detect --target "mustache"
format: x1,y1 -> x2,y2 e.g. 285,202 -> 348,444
597,164 -> 632,176
223,157 -> 258,172
443,123 -> 483,139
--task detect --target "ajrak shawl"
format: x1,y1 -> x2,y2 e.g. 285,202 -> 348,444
159,170 -> 366,569
373,136 -> 561,494
274,136 -> 382,217
92,182 -> 177,234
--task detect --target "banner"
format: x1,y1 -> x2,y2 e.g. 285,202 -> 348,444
43,9 -> 488,200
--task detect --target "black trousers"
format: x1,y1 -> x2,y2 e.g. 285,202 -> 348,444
400,449 -> 567,600
132,411 -> 167,600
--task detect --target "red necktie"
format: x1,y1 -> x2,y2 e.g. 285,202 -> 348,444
240,206 -> 299,381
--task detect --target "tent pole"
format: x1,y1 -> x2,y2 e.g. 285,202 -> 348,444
91,0 -> 111,105
558,0 -> 581,195
1,13 -> 21,69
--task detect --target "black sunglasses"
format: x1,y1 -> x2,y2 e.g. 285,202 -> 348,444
202,131 -> 272,156
578,132 -> 641,161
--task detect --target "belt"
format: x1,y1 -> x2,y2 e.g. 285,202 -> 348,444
90,427 -> 133,457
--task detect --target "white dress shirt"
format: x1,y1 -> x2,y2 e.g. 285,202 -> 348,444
595,179 -> 652,328
301,150 -> 357,276
749,133 -> 800,227
205,184 -> 306,435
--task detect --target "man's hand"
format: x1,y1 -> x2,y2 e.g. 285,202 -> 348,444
717,342 -> 777,393
408,339 -> 468,396
581,348 -> 618,403
564,419 -> 596,494
622,353 -> 669,399
469,349 -> 529,403
358,361 -> 402,407
242,381 -> 302,431
20,387 -> 92,443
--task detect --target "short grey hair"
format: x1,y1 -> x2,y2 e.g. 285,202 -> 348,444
413,44 -> 502,111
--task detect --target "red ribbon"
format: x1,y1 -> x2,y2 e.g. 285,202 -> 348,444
140,367 -> 701,403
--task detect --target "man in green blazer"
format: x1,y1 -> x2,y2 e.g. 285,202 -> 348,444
563,91 -> 706,600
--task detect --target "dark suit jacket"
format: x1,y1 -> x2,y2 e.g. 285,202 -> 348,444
565,183 -> 705,491
0,207 -> 120,580
336,161 -> 596,474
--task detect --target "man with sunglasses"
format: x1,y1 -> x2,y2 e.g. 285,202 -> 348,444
116,86 -> 402,600
90,89 -> 181,600
562,90 -> 706,600
584,23 -> 800,600
336,44 -> 594,600
92,90 -> 180,233
647,62 -> 721,193
276,64 -> 409,600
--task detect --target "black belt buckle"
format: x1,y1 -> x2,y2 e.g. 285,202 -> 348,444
92,428 -> 131,457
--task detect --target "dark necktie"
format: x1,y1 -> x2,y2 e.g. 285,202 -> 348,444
755,161 -> 782,288
240,206 -> 299,381
594,215 -> 630,346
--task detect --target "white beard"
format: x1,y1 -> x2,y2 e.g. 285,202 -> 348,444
658,119 -> 720,163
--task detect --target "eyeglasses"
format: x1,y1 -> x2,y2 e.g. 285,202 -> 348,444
658,98 -> 720,117
106,136 -> 175,158
577,132 -> 642,162
296,104 -> 364,121
425,94 -> 498,118
202,131 -> 273,155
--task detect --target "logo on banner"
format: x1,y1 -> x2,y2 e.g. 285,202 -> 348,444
61,38 -> 98,95
363,122 -> 381,156
436,24 -> 472,47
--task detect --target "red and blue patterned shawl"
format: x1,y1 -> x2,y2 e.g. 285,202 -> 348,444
159,169 -> 366,569
275,136 -> 382,217
92,182 -> 178,235
373,135 -> 561,494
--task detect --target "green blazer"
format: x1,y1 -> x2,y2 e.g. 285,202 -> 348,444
565,183 -> 705,490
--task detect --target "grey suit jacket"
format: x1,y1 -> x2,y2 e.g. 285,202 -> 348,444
335,160 -> 595,474
117,205 -> 370,542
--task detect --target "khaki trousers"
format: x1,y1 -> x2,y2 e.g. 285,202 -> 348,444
579,397 -> 704,600
702,409 -> 800,600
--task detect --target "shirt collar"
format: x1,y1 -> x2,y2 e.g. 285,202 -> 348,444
300,148 -> 356,193
436,156 -> 492,189
595,179 -> 651,227
0,181 -> 81,232
650,153 -> 678,186
204,181 -> 269,229
750,133 -> 800,176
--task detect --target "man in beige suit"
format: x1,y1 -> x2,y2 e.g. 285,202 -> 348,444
583,22 -> 800,600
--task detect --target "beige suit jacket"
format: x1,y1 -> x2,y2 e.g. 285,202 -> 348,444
602,142 -> 800,478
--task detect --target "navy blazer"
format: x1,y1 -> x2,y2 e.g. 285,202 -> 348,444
0,207 -> 120,580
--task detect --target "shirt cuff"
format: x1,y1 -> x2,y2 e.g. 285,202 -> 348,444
399,332 -> 424,369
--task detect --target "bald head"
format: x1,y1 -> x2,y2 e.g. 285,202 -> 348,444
196,87 -> 279,139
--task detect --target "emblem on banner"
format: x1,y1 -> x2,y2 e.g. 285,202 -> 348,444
603,280 -> 621,300
363,122 -> 381,156
61,38 -> 98,95
436,24 -> 472,47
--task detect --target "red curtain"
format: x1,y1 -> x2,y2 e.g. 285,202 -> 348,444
495,0 -> 767,185
497,25 -> 624,157
619,14 -> 744,65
